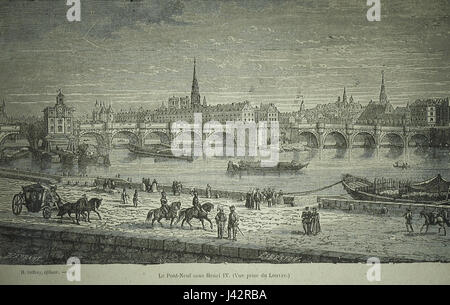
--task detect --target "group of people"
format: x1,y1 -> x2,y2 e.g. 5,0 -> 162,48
142,178 -> 158,193
301,207 -> 321,235
101,179 -> 116,190
245,188 -> 284,209
172,181 -> 183,195
120,188 -> 141,207
215,205 -> 240,241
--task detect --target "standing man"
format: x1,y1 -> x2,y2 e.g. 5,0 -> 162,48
245,190 -> 252,209
402,208 -> 414,233
301,207 -> 312,235
254,188 -> 261,211
311,207 -> 321,235
206,184 -> 212,198
133,190 -> 139,207
227,206 -> 239,241
215,207 -> 227,239
121,188 -> 129,205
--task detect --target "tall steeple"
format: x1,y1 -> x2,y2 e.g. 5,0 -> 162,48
191,57 -> 201,107
379,70 -> 388,104
343,87 -> 347,105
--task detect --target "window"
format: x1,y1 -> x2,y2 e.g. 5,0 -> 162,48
58,126 -> 63,132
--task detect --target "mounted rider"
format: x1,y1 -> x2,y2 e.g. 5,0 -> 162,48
192,191 -> 204,214
160,191 -> 169,216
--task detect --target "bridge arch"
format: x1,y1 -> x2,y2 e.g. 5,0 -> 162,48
0,132 -> 22,147
379,132 -> 404,159
291,131 -> 319,148
78,131 -> 106,146
143,131 -> 170,146
380,132 -> 404,147
323,130 -> 348,148
352,132 -> 376,148
351,131 -> 377,158
408,133 -> 429,147
110,130 -> 140,146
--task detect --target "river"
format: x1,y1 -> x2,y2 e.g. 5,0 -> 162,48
3,147 -> 450,195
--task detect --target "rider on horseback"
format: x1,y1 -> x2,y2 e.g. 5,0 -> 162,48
192,192 -> 204,214
159,190 -> 168,216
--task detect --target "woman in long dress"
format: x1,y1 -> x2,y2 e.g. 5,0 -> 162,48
277,190 -> 284,205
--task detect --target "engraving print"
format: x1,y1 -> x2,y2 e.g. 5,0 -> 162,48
0,0 -> 449,267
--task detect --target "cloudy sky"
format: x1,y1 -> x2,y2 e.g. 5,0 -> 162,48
0,0 -> 449,116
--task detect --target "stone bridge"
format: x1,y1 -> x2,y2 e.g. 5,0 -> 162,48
75,122 -> 171,154
0,125 -> 22,147
281,123 -> 448,160
74,121 -> 448,160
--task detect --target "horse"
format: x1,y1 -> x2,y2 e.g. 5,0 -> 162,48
56,201 -> 77,223
80,198 -> 103,222
145,201 -> 182,227
420,210 -> 449,236
176,202 -> 215,230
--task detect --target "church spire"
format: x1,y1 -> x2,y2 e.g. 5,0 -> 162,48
343,87 -> 347,104
379,70 -> 388,104
191,57 -> 200,107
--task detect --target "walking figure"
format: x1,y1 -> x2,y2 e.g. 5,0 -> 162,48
206,184 -> 212,198
403,208 -> 414,233
133,190 -> 139,207
301,207 -> 312,235
227,206 -> 239,241
310,207 -> 321,235
215,207 -> 227,239
253,189 -> 261,210
121,188 -> 129,205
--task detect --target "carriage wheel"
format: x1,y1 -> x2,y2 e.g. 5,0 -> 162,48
42,206 -> 52,219
12,194 -> 23,215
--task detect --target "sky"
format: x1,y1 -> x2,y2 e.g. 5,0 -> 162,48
0,0 -> 449,116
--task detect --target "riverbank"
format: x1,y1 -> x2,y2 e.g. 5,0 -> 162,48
0,167 -> 296,205
0,176 -> 448,263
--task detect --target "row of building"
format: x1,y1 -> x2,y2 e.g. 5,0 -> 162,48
97,66 -> 448,128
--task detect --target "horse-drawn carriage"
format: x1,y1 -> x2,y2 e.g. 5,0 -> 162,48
11,183 -> 61,219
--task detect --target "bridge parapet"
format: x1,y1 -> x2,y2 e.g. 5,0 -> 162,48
0,125 -> 21,132
79,123 -> 105,130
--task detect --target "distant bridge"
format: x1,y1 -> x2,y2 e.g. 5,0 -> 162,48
281,123 -> 449,160
0,124 -> 22,147
75,122 -> 171,153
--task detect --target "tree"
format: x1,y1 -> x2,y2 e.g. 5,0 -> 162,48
21,121 -> 46,151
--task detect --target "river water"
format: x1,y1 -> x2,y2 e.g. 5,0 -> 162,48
4,147 -> 450,195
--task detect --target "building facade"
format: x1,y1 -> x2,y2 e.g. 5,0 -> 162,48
43,89 -> 75,151
409,98 -> 449,126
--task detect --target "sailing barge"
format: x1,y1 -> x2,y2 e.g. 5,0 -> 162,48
342,174 -> 450,205
227,160 -> 309,176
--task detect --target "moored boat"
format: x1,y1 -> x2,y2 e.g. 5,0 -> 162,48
342,173 -> 450,205
128,144 -> 194,162
227,160 -> 309,176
